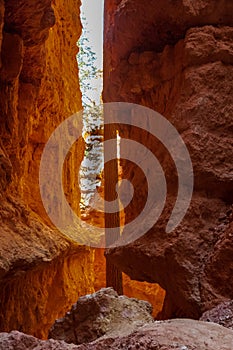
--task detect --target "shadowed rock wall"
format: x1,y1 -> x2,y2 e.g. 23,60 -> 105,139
104,0 -> 233,318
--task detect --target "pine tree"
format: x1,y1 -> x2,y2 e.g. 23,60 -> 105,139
77,17 -> 102,108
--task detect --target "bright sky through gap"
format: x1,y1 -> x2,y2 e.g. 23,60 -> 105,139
81,0 -> 104,71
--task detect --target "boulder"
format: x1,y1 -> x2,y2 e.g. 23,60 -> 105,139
49,287 -> 153,344
0,331 -> 80,350
1,319 -> 233,350
200,300 -> 233,330
76,319 -> 233,350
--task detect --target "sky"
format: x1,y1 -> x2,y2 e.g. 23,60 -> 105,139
79,1 -> 104,206
81,0 -> 104,71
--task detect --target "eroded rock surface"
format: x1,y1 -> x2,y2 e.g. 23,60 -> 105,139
0,331 -> 80,350
49,287 -> 153,344
0,0 -> 94,338
200,300 -> 233,330
94,248 -> 166,318
104,0 -> 233,319
1,319 -> 233,350
76,319 -> 233,350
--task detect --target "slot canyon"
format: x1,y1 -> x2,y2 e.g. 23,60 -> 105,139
0,0 -> 233,349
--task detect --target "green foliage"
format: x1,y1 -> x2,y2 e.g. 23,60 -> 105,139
77,17 -> 102,108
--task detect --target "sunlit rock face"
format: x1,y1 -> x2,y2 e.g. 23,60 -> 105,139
0,0 -> 95,338
94,248 -> 165,318
104,0 -> 233,318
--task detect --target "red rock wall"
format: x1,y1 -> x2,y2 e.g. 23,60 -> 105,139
0,0 -> 95,338
104,0 -> 233,318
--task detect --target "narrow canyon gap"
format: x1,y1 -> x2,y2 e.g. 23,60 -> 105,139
0,0 -> 165,337
0,0 -> 232,339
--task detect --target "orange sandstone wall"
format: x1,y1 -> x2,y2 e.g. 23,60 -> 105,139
94,248 -> 165,318
0,0 -> 94,338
